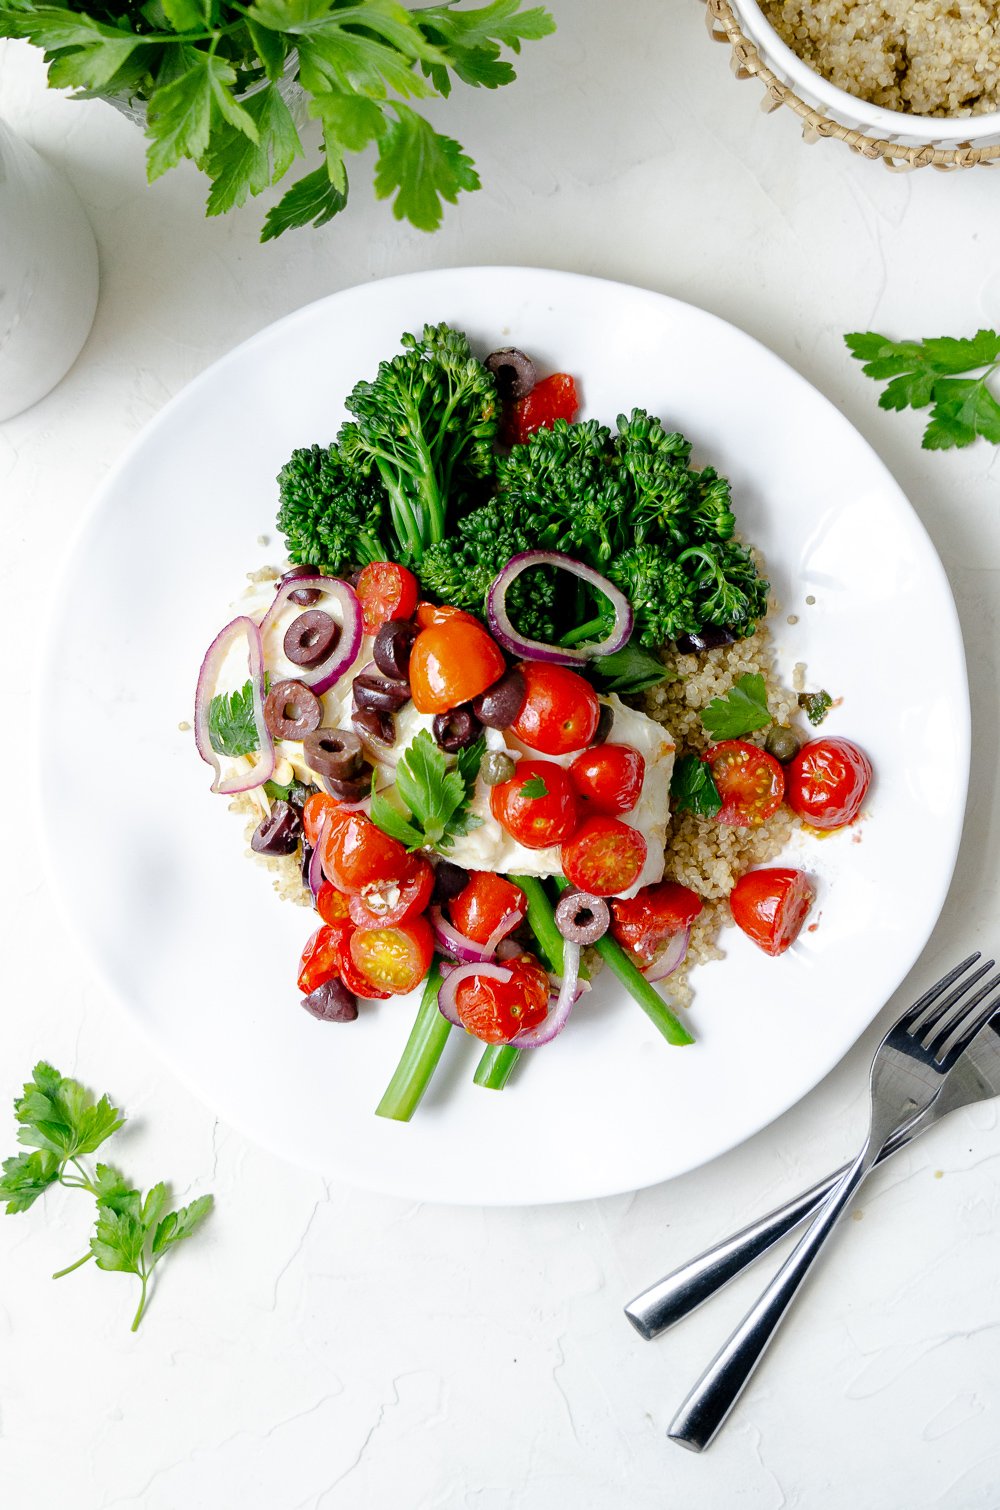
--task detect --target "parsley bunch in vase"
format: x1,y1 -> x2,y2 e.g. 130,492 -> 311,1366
0,0 -> 555,239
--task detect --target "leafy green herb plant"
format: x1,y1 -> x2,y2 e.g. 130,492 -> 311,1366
0,1063 -> 213,1332
845,329 -> 1000,449
0,0 -> 555,239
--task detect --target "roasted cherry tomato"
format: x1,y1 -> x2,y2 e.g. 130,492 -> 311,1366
316,880 -> 352,924
501,373 -> 579,447
569,742 -> 645,815
297,922 -> 351,995
703,740 -> 785,827
509,661 -> 600,755
349,916 -> 435,996
448,872 -> 526,944
730,867 -> 815,956
348,854 -> 434,928
489,758 -> 578,849
320,809 -> 410,895
454,953 -> 551,1044
785,737 -> 873,830
409,620 -> 507,715
333,927 -> 391,999
302,790 -> 342,847
560,815 -> 647,897
355,561 -> 419,636
415,601 -> 479,630
610,881 -> 703,964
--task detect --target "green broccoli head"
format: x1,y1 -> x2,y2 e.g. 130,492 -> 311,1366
275,443 -> 387,571
419,498 -> 560,641
498,418 -> 621,558
679,541 -> 770,638
607,544 -> 702,646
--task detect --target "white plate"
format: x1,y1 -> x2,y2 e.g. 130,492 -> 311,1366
39,268 -> 969,1206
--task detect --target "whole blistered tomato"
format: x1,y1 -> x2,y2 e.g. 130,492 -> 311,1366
454,953 -> 551,1044
489,759 -> 578,849
560,816 -> 647,897
785,737 -> 872,830
448,872 -> 526,944
510,662 -> 600,755
316,880 -> 352,925
348,854 -> 434,928
569,742 -> 645,815
355,561 -> 419,635
349,916 -> 435,995
409,620 -> 507,715
730,867 -> 815,956
297,922 -> 352,995
703,740 -> 785,828
320,809 -> 411,894
302,790 -> 342,847
502,373 -> 579,447
610,881 -> 703,964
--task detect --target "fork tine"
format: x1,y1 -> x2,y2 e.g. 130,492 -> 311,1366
908,957 -> 994,1041
929,978 -> 1000,1065
902,952 -> 983,1034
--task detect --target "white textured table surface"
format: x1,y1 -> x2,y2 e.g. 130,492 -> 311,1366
3,4 -> 1000,1505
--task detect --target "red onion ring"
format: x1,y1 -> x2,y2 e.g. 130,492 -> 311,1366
194,615 -> 275,794
437,962 -> 513,1027
512,939 -> 582,1047
258,574 -> 363,695
642,927 -> 690,983
429,904 -> 524,964
487,551 -> 634,665
307,814 -> 327,899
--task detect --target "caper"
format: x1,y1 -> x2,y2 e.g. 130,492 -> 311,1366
480,750 -> 516,787
764,725 -> 801,764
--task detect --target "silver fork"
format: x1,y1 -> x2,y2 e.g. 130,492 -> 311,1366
667,952 -> 1000,1453
626,1010 -> 1000,1343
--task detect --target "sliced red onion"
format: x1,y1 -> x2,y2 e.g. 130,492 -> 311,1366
642,927 -> 690,983
487,551 -> 633,665
195,615 -> 275,794
437,963 -> 513,1027
307,817 -> 326,899
512,940 -> 582,1048
259,574 -> 363,695
429,905 -> 524,963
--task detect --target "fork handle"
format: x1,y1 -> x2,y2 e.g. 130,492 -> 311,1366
667,1146 -> 872,1452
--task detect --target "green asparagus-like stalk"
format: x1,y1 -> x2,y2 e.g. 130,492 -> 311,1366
375,959 -> 450,1121
473,1043 -> 519,1090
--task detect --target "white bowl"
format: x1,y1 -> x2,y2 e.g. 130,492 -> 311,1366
730,0 -> 1000,150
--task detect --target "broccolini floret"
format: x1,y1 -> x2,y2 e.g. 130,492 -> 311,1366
420,499 -> 560,640
275,444 -> 388,571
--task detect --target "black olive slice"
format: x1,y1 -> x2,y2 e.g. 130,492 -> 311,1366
284,609 -> 340,668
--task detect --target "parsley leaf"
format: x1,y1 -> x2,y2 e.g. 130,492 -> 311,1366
798,689 -> 832,726
520,776 -> 548,799
261,162 -> 349,240
208,678 -> 262,758
205,83 -> 302,216
845,329 -> 1000,450
591,643 -> 675,696
373,104 -> 480,231
670,755 -> 722,819
370,729 -> 484,852
700,673 -> 772,741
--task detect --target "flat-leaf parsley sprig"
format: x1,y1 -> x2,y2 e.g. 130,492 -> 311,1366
845,328 -> 1000,449
0,1062 -> 213,1332
370,728 -> 484,851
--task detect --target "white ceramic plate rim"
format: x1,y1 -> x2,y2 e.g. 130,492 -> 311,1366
37,267 -> 970,1205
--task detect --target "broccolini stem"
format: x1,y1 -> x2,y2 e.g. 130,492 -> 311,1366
474,1045 -> 519,1090
375,960 -> 450,1121
559,616 -> 608,648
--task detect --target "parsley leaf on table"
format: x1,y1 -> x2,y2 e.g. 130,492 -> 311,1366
700,673 -> 772,741
370,730 -> 484,852
670,755 -> 722,819
845,329 -> 1000,449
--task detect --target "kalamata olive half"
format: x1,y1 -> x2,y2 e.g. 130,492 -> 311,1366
591,702 -> 614,746
250,800 -> 302,856
300,840 -> 314,889
433,705 -> 482,753
302,727 -> 364,780
301,978 -> 358,1023
284,609 -> 340,668
321,760 -> 373,804
279,565 -> 322,607
352,707 -> 395,750
674,626 -> 736,655
372,618 -> 418,680
431,861 -> 471,904
472,668 -> 526,729
353,671 -> 411,713
554,888 -> 611,945
480,750 -> 516,787
485,347 -> 537,401
264,679 -> 323,741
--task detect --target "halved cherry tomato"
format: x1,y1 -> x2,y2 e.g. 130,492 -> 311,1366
610,881 -> 703,964
560,816 -> 647,896
785,737 -> 872,830
355,561 -> 419,636
730,867 -> 815,956
334,927 -> 391,999
454,953 -> 550,1044
502,373 -> 579,447
569,742 -> 645,815
349,916 -> 435,996
316,880 -> 352,924
489,758 -> 578,849
303,791 -> 342,847
348,855 -> 434,928
449,872 -> 526,944
297,922 -> 351,995
320,810 -> 410,895
409,620 -> 507,715
510,661 -> 600,755
415,601 -> 479,630
703,740 -> 785,828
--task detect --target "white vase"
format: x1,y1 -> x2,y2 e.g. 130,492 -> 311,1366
0,120 -> 99,423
